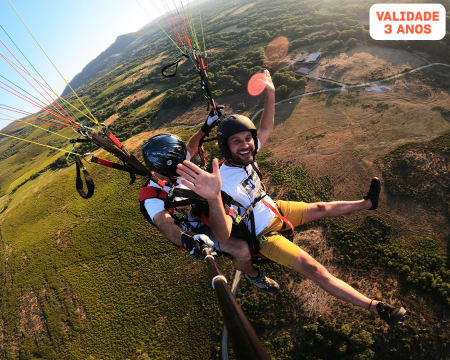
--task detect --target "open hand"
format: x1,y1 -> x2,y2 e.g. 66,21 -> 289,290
176,158 -> 222,200
264,69 -> 275,93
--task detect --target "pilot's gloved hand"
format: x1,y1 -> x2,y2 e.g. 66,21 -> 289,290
181,233 -> 215,260
201,105 -> 225,134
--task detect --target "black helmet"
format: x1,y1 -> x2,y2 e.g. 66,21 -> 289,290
142,133 -> 186,179
217,114 -> 258,159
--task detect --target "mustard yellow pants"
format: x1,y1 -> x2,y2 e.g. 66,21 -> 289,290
258,200 -> 307,269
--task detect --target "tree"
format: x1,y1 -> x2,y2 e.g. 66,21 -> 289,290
276,84 -> 290,100
347,38 -> 358,48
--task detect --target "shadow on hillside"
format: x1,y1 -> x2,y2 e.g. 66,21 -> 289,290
254,97 -> 303,128
155,103 -> 205,128
326,92 -> 338,107
155,92 -> 264,129
416,67 -> 450,96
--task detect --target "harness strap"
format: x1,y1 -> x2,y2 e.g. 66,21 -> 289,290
75,156 -> 94,199
139,184 -> 210,227
154,178 -> 166,188
262,199 -> 294,236
248,211 -> 259,254
250,162 -> 263,180
221,189 -> 261,254
168,198 -> 206,208
91,156 -> 138,174
241,193 -> 266,221
171,188 -> 205,201
227,207 -> 240,221
161,54 -> 189,78
139,186 -> 168,202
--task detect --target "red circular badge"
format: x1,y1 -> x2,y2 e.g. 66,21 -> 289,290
247,72 -> 266,96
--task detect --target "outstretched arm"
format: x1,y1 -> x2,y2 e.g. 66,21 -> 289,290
176,159 -> 232,242
186,106 -> 225,156
186,129 -> 205,157
153,209 -> 215,260
257,69 -> 276,150
153,210 -> 185,247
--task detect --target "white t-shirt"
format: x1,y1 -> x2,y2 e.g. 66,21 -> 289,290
219,156 -> 276,236
144,180 -> 175,222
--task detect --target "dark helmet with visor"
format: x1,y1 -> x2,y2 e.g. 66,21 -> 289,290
217,114 -> 258,160
142,133 -> 186,179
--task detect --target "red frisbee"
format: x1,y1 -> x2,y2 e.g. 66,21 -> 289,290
247,72 -> 266,96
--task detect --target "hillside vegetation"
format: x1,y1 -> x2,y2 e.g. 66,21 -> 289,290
0,0 -> 449,359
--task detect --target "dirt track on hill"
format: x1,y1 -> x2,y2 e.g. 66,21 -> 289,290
252,63 -> 450,246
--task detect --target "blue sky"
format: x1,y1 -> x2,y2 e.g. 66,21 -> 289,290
0,0 -> 175,130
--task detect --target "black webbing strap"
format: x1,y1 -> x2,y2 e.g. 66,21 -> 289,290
170,188 -> 205,201
241,192 -> 267,254
243,193 -> 266,218
165,187 -> 208,209
167,198 -> 206,208
250,162 -> 263,180
69,138 -> 90,143
248,211 -> 260,254
161,54 -> 189,78
75,156 -> 94,199
221,189 -> 264,255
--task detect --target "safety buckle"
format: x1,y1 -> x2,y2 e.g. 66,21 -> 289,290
82,152 -> 93,162
258,235 -> 267,246
235,215 -> 242,224
174,212 -> 183,220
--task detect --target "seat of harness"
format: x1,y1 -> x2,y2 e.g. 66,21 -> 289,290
139,183 -> 211,228
139,186 -> 168,202
139,183 -> 292,263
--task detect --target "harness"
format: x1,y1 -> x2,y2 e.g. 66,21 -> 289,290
137,177 -> 259,252
221,162 -> 294,255
139,179 -> 210,230
137,160 -> 294,260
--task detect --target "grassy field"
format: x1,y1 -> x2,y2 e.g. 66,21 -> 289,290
1,124 -> 448,359
0,124 -> 75,197
0,159 -> 226,359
